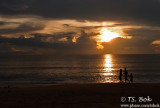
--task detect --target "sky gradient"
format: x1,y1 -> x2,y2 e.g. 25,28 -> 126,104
0,0 -> 160,54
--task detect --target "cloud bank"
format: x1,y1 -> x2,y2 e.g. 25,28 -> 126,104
0,0 -> 160,54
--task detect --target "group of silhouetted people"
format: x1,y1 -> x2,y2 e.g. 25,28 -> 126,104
119,68 -> 133,83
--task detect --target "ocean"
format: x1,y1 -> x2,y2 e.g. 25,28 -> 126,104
0,54 -> 160,86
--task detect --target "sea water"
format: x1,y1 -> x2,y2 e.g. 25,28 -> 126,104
0,54 -> 160,86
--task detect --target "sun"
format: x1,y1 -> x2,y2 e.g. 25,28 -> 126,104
99,28 -> 119,42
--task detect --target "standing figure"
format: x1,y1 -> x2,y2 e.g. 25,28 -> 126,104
130,73 -> 133,83
124,67 -> 128,83
119,69 -> 122,83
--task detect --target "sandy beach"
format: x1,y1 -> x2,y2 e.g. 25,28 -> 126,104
0,83 -> 160,108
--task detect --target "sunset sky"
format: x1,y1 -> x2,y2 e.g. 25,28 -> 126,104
0,0 -> 160,54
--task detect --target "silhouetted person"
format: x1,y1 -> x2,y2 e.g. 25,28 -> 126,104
124,67 -> 129,83
130,73 -> 133,83
119,69 -> 122,83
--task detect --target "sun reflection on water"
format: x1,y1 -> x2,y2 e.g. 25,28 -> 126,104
102,54 -> 117,83
104,54 -> 113,72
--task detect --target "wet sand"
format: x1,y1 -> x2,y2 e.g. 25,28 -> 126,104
0,83 -> 160,108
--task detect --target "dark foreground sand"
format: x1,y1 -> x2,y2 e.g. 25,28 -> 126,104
0,83 -> 160,108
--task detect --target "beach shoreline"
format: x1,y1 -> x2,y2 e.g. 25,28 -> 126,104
0,83 -> 160,108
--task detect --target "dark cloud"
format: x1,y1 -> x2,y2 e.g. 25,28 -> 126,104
0,21 -> 7,25
0,21 -> 20,25
113,28 -> 160,54
77,26 -> 103,30
75,30 -> 97,48
0,35 -> 67,49
0,43 -> 12,52
0,0 -> 32,13
0,22 -> 44,35
124,28 -> 160,40
1,0 -> 160,26
0,31 -> 99,54
102,37 -> 154,54
63,24 -> 70,27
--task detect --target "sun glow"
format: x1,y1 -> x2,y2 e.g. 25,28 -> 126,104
99,28 -> 119,42
96,27 -> 122,49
